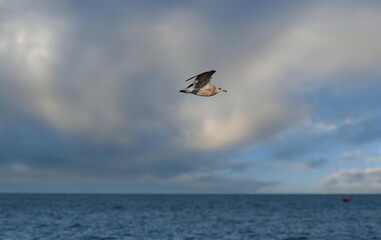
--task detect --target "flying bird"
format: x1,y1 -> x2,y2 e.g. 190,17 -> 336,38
179,70 -> 227,97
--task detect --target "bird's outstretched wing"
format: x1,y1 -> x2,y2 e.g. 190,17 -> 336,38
185,70 -> 216,89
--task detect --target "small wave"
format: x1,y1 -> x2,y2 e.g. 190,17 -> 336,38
283,237 -> 308,240
85,236 -> 118,240
68,223 -> 81,229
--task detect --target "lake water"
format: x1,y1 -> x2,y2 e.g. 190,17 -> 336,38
0,194 -> 380,240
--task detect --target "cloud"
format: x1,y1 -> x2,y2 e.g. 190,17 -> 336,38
273,158 -> 327,171
309,118 -> 358,133
343,150 -> 381,163
3,1 -> 381,149
0,152 -> 274,193
2,1 -> 381,192
0,1 -> 79,130
305,158 -> 327,169
177,1 -> 381,151
321,167 -> 381,193
269,112 -> 381,162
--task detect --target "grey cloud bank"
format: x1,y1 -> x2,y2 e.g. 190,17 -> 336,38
321,167 -> 381,193
1,0 -> 381,193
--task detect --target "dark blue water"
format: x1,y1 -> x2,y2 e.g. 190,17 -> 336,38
0,194 -> 380,240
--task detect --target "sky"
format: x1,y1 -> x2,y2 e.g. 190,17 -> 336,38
1,0 -> 381,193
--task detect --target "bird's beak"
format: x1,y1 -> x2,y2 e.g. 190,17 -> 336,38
223,90 -> 227,92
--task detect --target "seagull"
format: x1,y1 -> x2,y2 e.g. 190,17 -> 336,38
179,70 -> 227,97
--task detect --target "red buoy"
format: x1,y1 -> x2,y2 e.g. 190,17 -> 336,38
343,198 -> 352,202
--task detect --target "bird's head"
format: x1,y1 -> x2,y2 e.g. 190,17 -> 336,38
216,86 -> 227,93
